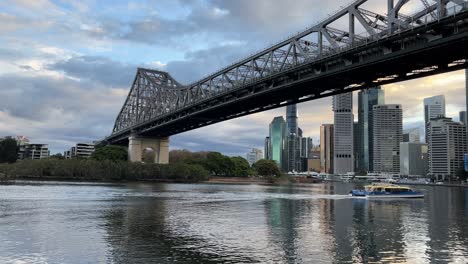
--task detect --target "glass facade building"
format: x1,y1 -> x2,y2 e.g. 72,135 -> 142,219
357,87 -> 384,172
424,95 -> 446,143
269,116 -> 286,170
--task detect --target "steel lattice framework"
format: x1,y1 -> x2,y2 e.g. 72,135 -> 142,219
108,0 -> 468,144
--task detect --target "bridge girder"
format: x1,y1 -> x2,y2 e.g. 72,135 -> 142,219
108,0 -> 468,144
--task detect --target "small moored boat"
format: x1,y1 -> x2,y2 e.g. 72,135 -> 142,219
350,183 -> 424,198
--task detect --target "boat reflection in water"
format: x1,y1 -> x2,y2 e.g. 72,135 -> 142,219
350,183 -> 424,199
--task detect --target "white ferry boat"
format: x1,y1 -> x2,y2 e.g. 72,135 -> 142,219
350,183 -> 424,199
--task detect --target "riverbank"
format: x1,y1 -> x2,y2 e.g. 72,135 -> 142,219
0,159 -> 210,183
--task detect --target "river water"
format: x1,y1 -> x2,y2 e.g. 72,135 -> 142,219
0,181 -> 467,264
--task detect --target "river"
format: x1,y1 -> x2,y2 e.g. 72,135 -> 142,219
0,181 -> 467,263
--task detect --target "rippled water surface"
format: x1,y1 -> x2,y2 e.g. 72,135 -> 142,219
0,181 -> 467,263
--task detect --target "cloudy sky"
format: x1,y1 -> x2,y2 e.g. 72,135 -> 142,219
0,0 -> 466,156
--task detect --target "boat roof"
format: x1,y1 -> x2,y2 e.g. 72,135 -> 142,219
365,184 -> 411,189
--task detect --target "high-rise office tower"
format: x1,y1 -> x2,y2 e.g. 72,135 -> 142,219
264,137 -> 270,160
357,87 -> 385,172
459,111 -> 467,125
372,104 -> 403,174
333,93 -> 354,174
353,122 -> 361,173
320,124 -> 334,174
400,142 -> 428,177
269,116 -> 286,170
284,104 -> 301,172
466,69 -> 468,152
424,95 -> 446,143
428,117 -> 467,180
403,128 -> 421,143
301,137 -> 312,158
286,104 -> 298,135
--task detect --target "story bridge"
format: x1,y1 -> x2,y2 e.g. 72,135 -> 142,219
105,0 -> 468,163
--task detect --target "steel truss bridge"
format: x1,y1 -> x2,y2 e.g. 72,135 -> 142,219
107,0 -> 468,144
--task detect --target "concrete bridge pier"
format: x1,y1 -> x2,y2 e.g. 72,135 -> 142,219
128,135 -> 169,164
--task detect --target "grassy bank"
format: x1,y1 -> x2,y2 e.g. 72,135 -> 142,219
0,159 -> 209,183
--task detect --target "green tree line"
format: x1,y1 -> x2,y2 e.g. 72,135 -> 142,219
0,144 -> 282,182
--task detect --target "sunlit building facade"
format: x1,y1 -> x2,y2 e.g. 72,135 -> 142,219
269,116 -> 286,170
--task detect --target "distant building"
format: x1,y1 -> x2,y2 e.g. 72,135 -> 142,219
320,124 -> 334,174
16,135 -> 30,160
285,134 -> 301,172
372,104 -> 403,174
424,95 -> 446,143
357,87 -> 385,173
459,111 -> 466,125
466,69 -> 468,152
333,93 -> 354,174
269,116 -> 286,170
284,104 -> 301,172
353,122 -> 361,173
264,137 -> 270,160
428,117 -> 466,180
286,104 -> 298,135
23,144 -> 49,160
300,137 -> 312,159
400,142 -> 428,177
403,128 -> 420,143
75,143 -> 95,158
246,148 -> 263,166
65,143 -> 95,159
64,150 -> 72,159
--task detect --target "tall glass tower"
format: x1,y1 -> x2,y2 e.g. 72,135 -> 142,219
357,87 -> 385,172
286,104 -> 298,135
269,116 -> 286,170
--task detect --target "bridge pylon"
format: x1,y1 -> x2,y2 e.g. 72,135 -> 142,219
128,134 -> 169,164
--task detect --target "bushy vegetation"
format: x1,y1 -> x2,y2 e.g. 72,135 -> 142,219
170,150 -> 254,177
0,147 -> 282,183
0,137 -> 18,163
91,145 -> 128,161
0,159 -> 209,182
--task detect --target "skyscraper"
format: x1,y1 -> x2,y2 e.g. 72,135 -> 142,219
333,93 -> 354,174
424,95 -> 446,143
400,142 -> 428,177
320,124 -> 334,174
403,128 -> 421,143
284,103 -> 301,172
301,137 -> 312,158
372,104 -> 403,174
269,116 -> 286,170
353,122 -> 361,173
357,87 -> 385,172
264,137 -> 270,160
459,111 -> 467,125
286,104 -> 298,135
466,69 -> 468,152
428,117 -> 467,181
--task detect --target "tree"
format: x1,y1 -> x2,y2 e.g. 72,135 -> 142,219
91,145 -> 128,161
0,137 -> 18,163
49,153 -> 65,160
230,156 -> 251,177
252,159 -> 281,177
205,152 -> 234,176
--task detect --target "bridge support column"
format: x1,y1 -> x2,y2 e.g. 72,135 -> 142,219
128,135 -> 169,164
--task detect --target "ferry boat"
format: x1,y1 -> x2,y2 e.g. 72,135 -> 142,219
350,183 -> 424,199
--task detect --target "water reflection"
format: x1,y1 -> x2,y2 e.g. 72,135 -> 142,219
0,181 -> 467,263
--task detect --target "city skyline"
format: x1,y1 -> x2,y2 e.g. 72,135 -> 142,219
0,0 -> 467,156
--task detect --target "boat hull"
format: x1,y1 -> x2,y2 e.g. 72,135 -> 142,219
350,189 -> 424,199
